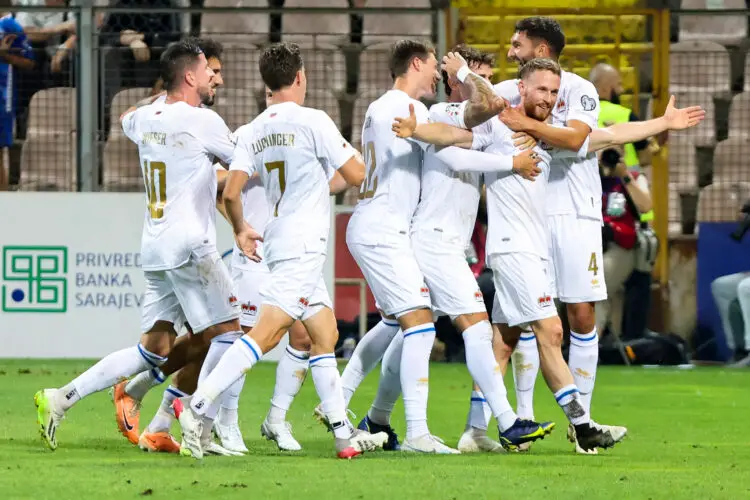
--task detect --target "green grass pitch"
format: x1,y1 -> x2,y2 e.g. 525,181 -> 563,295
1,360 -> 749,499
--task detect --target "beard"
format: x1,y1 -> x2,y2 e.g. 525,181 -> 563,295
523,101 -> 552,122
200,88 -> 215,107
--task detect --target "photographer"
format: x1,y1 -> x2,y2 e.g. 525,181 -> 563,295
711,199 -> 750,366
596,146 -> 654,340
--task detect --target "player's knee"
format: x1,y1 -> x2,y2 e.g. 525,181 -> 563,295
288,322 -> 312,352
566,302 -> 596,332
535,322 -> 563,349
140,331 -> 174,359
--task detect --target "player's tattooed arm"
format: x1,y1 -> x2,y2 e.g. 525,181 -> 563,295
587,95 -> 705,152
499,103 -> 591,151
441,52 -> 506,129
393,103 -> 473,147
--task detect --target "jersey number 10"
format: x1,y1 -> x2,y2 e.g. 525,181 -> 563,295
143,160 -> 166,219
358,142 -> 378,200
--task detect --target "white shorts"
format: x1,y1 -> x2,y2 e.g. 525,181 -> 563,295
232,262 -> 270,328
547,214 -> 608,304
412,232 -> 485,318
262,252 -> 332,321
348,239 -> 430,318
141,251 -> 239,334
489,252 -> 557,328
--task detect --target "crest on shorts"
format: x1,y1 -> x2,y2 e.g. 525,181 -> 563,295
537,295 -> 552,307
420,286 -> 430,297
298,297 -> 310,307
580,95 -> 597,112
474,290 -> 484,302
228,295 -> 238,306
241,303 -> 257,316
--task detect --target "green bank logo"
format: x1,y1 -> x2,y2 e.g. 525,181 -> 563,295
2,246 -> 68,313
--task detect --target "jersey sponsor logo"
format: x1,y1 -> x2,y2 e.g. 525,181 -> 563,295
241,302 -> 257,316
420,286 -> 430,297
537,294 -> 552,307
580,95 -> 597,111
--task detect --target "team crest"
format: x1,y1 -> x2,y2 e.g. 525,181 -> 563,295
537,295 -> 552,307
474,290 -> 484,302
446,103 -> 461,117
420,286 -> 430,297
241,303 -> 258,316
556,99 -> 566,111
228,295 -> 238,306
298,297 -> 310,307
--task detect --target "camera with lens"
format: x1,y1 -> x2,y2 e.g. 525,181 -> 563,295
599,148 -> 623,177
731,199 -> 750,242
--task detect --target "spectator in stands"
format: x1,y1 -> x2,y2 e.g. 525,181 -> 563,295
711,272 -> 750,365
99,0 -> 182,88
596,146 -> 653,341
0,9 -> 33,190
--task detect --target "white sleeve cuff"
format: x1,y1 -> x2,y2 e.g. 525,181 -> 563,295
456,65 -> 471,83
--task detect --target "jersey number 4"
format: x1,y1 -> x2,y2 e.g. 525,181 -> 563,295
358,142 -> 378,200
265,161 -> 286,216
143,160 -> 166,219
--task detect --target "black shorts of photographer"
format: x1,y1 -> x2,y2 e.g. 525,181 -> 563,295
596,147 -> 654,338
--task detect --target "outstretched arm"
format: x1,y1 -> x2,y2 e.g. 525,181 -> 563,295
588,95 -> 705,152
393,103 -> 474,147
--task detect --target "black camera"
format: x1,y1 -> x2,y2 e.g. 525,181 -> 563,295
731,199 -> 750,242
599,148 -> 622,178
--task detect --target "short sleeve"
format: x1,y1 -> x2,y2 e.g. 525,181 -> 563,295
198,109 -> 236,164
471,119 -> 494,151
407,100 -> 431,151
551,127 -> 590,159
121,108 -> 140,143
313,110 -> 356,170
429,101 -> 467,129
566,78 -> 599,130
228,125 -> 257,177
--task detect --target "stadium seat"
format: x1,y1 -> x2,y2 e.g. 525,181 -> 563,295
19,135 -> 77,191
300,46 -> 348,93
712,137 -> 750,183
26,87 -> 76,136
359,43 -> 394,94
669,41 -> 731,93
304,89 -> 342,129
213,88 -> 259,130
221,46 -> 264,94
670,90 -> 717,145
361,0 -> 432,45
351,86 -> 383,148
697,181 -> 750,222
102,135 -> 142,191
678,0 -> 747,46
668,135 -> 698,187
282,0 -> 350,46
728,91 -> 750,139
200,0 -> 269,46
109,88 -> 151,137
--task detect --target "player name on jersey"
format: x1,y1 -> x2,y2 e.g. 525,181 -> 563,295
252,133 -> 296,155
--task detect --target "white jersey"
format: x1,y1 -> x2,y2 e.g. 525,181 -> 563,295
494,70 -> 602,220
473,117 -> 589,259
349,89 -> 429,245
412,101 -> 481,248
122,99 -> 236,271
230,101 -> 354,264
231,175 -> 270,271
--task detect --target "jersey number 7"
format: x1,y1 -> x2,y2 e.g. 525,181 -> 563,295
265,161 -> 286,217
143,160 -> 166,219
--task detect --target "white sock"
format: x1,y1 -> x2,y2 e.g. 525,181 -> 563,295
268,346 -> 309,423
57,343 -> 166,411
465,390 -> 490,431
462,321 -> 517,431
554,384 -> 590,426
147,385 -> 186,433
218,406 -> 239,427
512,332 -> 539,420
190,335 -> 261,415
196,331 -> 243,421
368,333 -> 403,426
219,374 -> 245,425
341,320 -> 400,406
124,367 -> 166,401
400,323 -> 435,440
309,353 -> 352,440
568,329 -> 599,414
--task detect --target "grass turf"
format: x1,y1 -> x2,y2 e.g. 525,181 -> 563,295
0,360 -> 748,499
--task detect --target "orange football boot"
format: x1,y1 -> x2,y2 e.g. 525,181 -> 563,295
113,380 -> 141,445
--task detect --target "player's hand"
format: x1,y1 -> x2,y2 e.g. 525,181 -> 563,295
235,223 -> 264,263
0,34 -> 17,52
441,52 -> 468,79
662,95 -> 706,130
130,39 -> 151,62
499,103 -> 533,132
512,148 -> 542,181
512,132 -> 536,151
392,103 -> 417,138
